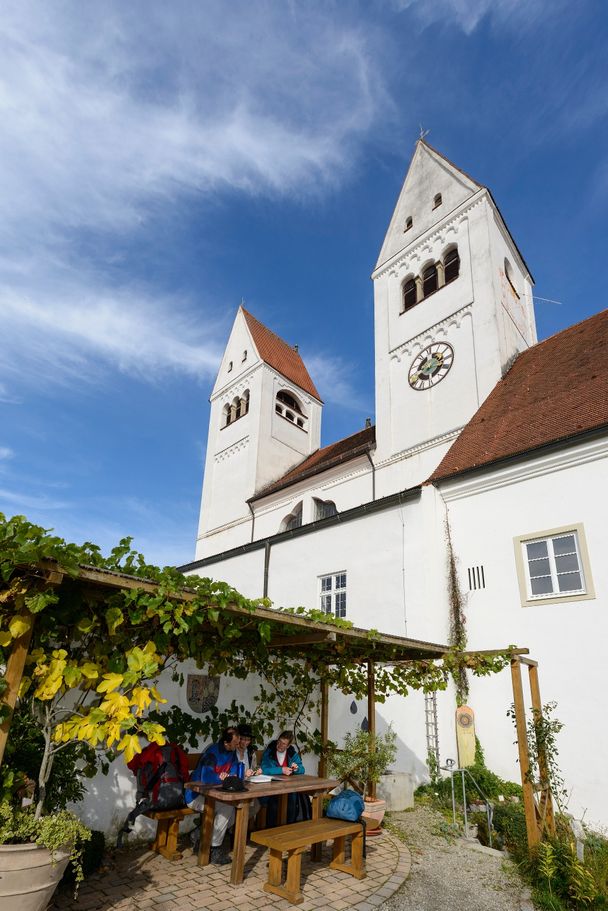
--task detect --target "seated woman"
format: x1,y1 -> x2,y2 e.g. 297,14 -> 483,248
261,730 -> 305,825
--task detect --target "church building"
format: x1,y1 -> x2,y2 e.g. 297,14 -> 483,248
181,140 -> 608,827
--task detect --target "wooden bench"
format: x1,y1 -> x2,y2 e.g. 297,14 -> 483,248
250,817 -> 366,905
144,752 -> 200,861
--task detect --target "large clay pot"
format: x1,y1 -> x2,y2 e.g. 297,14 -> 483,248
0,842 -> 70,911
362,796 -> 387,834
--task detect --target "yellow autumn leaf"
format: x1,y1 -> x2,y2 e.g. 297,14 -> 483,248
100,691 -> 131,719
117,733 -> 142,763
8,615 -> 32,639
96,672 -> 124,694
143,723 -> 166,746
51,649 -> 67,660
150,686 -> 167,704
0,632 -> 12,647
104,720 -> 124,748
80,662 -> 100,680
18,676 -> 31,698
130,687 -> 151,716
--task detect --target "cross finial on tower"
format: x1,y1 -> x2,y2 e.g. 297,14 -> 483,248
240,297 -> 246,308
419,124 -> 430,141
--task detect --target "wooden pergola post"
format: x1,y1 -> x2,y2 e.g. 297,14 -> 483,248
367,660 -> 376,799
526,659 -> 556,837
0,617 -> 34,768
318,678 -> 329,778
510,657 -> 540,846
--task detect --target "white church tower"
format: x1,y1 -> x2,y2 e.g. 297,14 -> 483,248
196,307 -> 322,559
372,139 -> 537,492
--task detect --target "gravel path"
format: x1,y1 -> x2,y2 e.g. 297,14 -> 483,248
380,805 -> 527,911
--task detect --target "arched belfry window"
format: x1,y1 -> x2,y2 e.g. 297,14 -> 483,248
222,390 -> 250,428
402,276 -> 417,313
443,246 -> 460,285
280,502 -> 303,533
504,258 -> 520,298
433,193 -> 442,209
314,498 -> 337,521
422,262 -> 438,298
405,215 -> 413,232
275,389 -> 307,430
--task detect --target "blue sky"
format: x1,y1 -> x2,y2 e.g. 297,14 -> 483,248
1,0 -> 607,566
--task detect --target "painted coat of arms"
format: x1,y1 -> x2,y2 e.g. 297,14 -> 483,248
186,674 -> 220,713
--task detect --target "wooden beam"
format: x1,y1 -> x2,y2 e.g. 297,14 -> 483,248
318,679 -> 329,779
528,663 -> 555,836
462,647 -> 530,658
269,632 -> 337,647
510,658 -> 539,847
518,656 -> 538,668
367,660 -> 376,799
0,612 -> 34,768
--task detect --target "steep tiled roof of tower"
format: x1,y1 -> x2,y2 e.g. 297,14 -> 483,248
420,139 -> 484,189
429,309 -> 608,483
242,308 -> 321,401
251,425 -> 376,500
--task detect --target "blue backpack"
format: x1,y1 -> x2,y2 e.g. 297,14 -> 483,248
326,789 -> 365,822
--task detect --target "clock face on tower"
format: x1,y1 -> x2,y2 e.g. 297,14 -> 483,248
408,342 -> 454,390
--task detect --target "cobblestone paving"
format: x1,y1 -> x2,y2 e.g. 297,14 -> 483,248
53,830 -> 411,911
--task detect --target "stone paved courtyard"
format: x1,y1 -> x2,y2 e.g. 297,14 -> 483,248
53,831 -> 411,911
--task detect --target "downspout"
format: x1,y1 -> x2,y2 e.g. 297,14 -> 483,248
364,449 -> 376,501
247,501 -> 256,543
263,540 -> 271,599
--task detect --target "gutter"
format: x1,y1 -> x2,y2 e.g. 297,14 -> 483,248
179,485 -> 421,572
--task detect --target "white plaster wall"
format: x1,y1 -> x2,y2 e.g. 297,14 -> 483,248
188,548 -> 266,601
440,444 -> 608,825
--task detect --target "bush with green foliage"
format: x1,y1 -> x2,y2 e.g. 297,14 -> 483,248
0,802 -> 90,884
328,728 -> 397,798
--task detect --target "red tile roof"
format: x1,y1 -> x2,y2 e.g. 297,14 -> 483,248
242,308 -> 321,401
429,309 -> 608,483
251,425 -> 376,500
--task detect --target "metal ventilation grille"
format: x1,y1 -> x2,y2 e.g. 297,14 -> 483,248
467,565 -> 486,590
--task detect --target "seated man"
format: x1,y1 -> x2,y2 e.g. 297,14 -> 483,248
236,723 -> 261,819
185,726 -> 239,865
261,730 -> 305,826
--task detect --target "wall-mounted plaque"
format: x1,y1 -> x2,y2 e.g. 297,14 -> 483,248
186,674 -> 220,714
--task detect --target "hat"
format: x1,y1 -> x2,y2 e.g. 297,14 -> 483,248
221,775 -> 247,792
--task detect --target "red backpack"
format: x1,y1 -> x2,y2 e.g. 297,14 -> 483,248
127,743 -> 189,809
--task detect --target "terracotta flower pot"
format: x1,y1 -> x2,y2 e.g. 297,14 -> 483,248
362,797 -> 386,833
0,842 -> 70,911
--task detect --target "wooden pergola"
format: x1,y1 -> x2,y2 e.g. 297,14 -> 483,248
1,561 -> 553,846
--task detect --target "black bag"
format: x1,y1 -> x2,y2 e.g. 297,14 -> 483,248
221,775 -> 247,792
294,793 -> 312,822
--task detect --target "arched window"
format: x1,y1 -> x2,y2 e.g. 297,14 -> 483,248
227,361 -> 233,373
402,276 -> 417,313
443,246 -> 460,285
276,390 -> 307,429
242,350 -> 248,362
222,391 -> 250,428
422,262 -> 438,298
504,258 -> 520,298
433,193 -> 442,209
280,502 -> 303,533
405,215 -> 413,231
314,498 -> 337,521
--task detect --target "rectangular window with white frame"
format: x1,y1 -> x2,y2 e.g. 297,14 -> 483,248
514,524 -> 595,607
319,572 -> 347,618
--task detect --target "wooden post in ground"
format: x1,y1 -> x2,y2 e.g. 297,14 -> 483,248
367,660 -> 376,799
527,662 -> 556,836
0,612 -> 34,767
318,678 -> 329,778
510,658 -> 540,847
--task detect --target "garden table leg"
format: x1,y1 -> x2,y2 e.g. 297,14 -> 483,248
198,797 -> 215,866
230,802 -> 248,885
310,794 -> 323,861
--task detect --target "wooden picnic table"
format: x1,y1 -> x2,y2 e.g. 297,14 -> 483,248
186,774 -> 339,885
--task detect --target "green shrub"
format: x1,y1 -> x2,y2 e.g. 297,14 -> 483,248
62,830 -> 105,884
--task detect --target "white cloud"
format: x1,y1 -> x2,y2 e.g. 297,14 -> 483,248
305,352 -> 374,413
390,0 -> 549,34
0,448 -> 13,460
0,2 -> 386,391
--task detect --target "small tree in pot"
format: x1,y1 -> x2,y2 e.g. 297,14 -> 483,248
328,728 -> 397,829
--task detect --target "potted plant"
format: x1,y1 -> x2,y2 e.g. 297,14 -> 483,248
0,793 -> 90,911
328,728 -> 397,831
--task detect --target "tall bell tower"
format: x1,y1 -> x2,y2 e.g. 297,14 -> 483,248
196,307 -> 322,559
372,140 -> 537,490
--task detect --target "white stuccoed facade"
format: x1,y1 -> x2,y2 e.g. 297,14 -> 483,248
169,140 -> 607,830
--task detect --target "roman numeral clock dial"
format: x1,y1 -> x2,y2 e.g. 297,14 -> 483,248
408,342 -> 454,390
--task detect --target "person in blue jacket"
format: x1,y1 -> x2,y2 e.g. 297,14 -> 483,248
261,730 -> 305,826
186,726 -> 239,865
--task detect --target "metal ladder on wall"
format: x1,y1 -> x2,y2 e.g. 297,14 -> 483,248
425,691 -> 440,769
